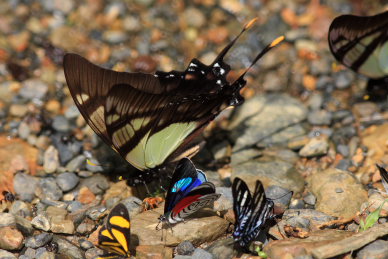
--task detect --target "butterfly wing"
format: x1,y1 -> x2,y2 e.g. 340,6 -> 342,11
164,158 -> 208,213
232,178 -> 253,242
168,182 -> 220,222
232,178 -> 274,247
98,203 -> 130,258
239,180 -> 274,247
377,164 -> 388,193
328,11 -> 388,79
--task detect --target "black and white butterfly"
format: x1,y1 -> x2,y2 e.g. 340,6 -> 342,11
63,19 -> 284,173
232,178 -> 274,248
328,11 -> 388,98
377,164 -> 388,193
157,158 -> 220,228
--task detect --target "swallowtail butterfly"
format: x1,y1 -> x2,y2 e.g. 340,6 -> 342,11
97,203 -> 131,259
328,11 -> 388,98
232,178 -> 274,248
63,19 -> 284,172
157,158 -> 220,227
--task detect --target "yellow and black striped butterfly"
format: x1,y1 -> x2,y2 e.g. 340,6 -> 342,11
97,203 -> 131,259
328,11 -> 388,98
63,18 -> 284,173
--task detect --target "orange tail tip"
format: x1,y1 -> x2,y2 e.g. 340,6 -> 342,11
244,18 -> 258,30
270,36 -> 285,48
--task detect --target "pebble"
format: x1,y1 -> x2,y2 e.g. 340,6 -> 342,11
308,168 -> 368,218
17,121 -> 30,139
65,154 -> 86,172
265,185 -> 292,209
52,116 -> 70,132
86,206 -> 107,221
214,187 -> 233,211
25,233 -> 52,248
13,173 -> 39,202
79,239 -> 93,250
0,249 -> 17,259
50,218 -> 75,234
0,226 -> 24,250
356,240 -> 388,259
289,199 -> 305,209
307,109 -> 332,125
334,71 -> 353,89
43,145 -> 59,174
9,200 -> 31,218
67,201 -> 83,213
229,94 -> 307,151
56,172 -> 79,192
80,174 -> 110,194
299,137 -> 329,157
306,92 -> 324,110
14,216 -> 34,236
176,240 -> 195,255
0,214 -> 15,228
54,237 -> 84,259
120,197 -> 142,218
35,248 -> 55,259
37,178 -> 63,201
192,248 -> 214,259
9,104 -> 28,117
303,192 -> 316,206
183,7 -> 206,27
19,79 -> 48,100
31,215 -> 51,231
337,144 -> 350,157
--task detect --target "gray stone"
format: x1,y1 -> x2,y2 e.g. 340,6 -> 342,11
67,201 -> 83,213
53,236 -> 85,259
80,174 -> 110,195
231,159 -> 304,193
56,172 -> 79,192
176,240 -> 195,255
356,239 -> 388,259
37,178 -> 63,201
52,116 -> 70,132
303,193 -> 316,206
79,239 -> 93,250
31,214 -> 50,231
307,92 -> 323,110
334,71 -> 353,89
120,197 -> 142,218
66,155 -> 86,172
18,121 -> 30,139
20,79 -> 48,100
214,187 -> 233,212
25,233 -> 52,248
289,199 -> 305,209
307,109 -> 332,125
192,248 -> 213,259
286,216 -> 310,229
35,247 -> 55,259
14,215 -> 34,236
299,137 -> 329,157
229,94 -> 307,151
9,200 -> 31,217
14,173 -> 39,202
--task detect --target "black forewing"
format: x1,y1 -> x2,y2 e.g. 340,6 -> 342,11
328,11 -> 388,77
63,53 -> 182,151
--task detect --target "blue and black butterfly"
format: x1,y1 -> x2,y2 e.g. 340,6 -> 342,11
232,178 -> 274,248
328,10 -> 388,99
97,203 -> 131,259
157,158 -> 220,228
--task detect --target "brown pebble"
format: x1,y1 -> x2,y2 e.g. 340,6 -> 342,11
136,245 -> 173,259
132,56 -> 157,73
78,186 -> 96,204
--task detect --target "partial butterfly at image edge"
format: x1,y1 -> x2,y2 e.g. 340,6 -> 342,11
328,10 -> 388,99
232,177 -> 274,248
97,203 -> 131,259
63,18 -> 284,173
377,164 -> 388,193
157,158 -> 220,228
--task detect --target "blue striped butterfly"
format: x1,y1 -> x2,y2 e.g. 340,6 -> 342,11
377,164 -> 388,193
97,203 -> 131,259
63,19 -> 284,175
157,158 -> 220,227
328,11 -> 388,99
232,178 -> 274,248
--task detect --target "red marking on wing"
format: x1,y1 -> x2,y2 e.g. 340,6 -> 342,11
172,195 -> 202,216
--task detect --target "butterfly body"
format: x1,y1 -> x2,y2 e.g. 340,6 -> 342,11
232,178 -> 274,248
158,158 -> 220,227
63,19 -> 284,173
97,203 -> 131,259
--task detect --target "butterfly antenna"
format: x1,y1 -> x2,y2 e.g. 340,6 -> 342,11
267,190 -> 293,202
211,18 -> 258,65
232,35 -> 285,86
